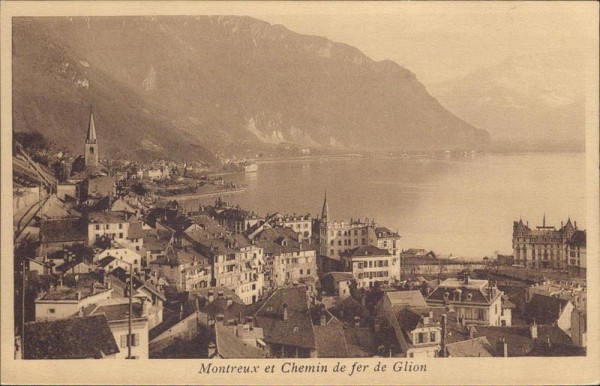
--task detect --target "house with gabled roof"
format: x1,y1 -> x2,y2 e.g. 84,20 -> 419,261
426,272 -> 505,327
22,315 -> 119,359
376,290 -> 441,358
253,285 -> 349,358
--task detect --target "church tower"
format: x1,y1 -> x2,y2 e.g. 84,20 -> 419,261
321,190 -> 329,223
84,106 -> 98,167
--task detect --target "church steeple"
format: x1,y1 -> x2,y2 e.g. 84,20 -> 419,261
321,190 -> 329,223
84,105 -> 99,167
86,105 -> 97,144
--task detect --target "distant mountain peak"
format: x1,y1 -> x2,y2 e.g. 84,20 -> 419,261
13,16 -> 488,161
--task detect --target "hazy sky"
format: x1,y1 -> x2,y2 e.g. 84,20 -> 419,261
256,2 -> 592,86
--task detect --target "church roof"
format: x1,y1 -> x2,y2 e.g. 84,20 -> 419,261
87,108 -> 97,143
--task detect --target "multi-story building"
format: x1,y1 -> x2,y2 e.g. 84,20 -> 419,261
426,273 -> 505,327
253,226 -> 318,288
148,246 -> 212,291
566,230 -> 586,277
83,298 -> 149,359
87,211 -> 135,246
513,216 -> 585,270
376,290 -> 442,358
183,227 -> 265,304
318,193 -> 401,261
340,245 -> 400,288
368,226 -> 401,257
209,198 -> 264,234
35,279 -> 113,321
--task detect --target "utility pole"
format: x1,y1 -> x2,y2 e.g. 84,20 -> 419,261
127,264 -> 133,359
21,258 -> 27,359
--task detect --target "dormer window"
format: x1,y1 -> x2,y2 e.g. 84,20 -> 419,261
443,292 -> 449,300
466,293 -> 473,301
293,326 -> 300,333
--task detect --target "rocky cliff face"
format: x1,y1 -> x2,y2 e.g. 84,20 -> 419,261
13,16 -> 489,161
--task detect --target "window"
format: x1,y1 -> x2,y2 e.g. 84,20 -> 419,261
119,223 -> 123,229
417,333 -> 425,343
478,309 -> 485,320
338,240 -> 342,246
300,269 -> 303,275
125,333 -> 140,347
95,225 -> 100,230
409,352 -> 414,358
48,308 -> 56,314
307,269 -> 311,275
430,332 -> 436,342
119,233 -> 123,239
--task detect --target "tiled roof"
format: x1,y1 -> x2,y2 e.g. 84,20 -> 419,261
23,315 -> 119,359
254,226 -> 314,254
214,323 -> 267,358
427,278 -> 498,305
55,259 -> 90,273
328,272 -> 353,283
569,230 -> 586,247
474,325 -> 583,357
341,245 -> 391,258
344,328 -> 377,357
87,301 -> 144,321
254,286 -> 316,349
386,290 -> 429,311
313,316 -> 349,357
151,247 -> 203,267
445,336 -> 494,357
40,217 -> 88,244
127,221 -> 144,239
38,279 -> 109,301
88,210 -> 129,224
328,296 -> 369,326
526,294 -> 570,324
373,227 -> 400,238
97,256 -> 117,268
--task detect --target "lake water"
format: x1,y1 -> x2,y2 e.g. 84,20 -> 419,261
196,153 -> 586,258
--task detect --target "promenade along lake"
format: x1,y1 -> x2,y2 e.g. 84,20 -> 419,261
193,152 -> 585,258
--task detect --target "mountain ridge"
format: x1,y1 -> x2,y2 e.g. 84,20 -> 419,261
13,16 -> 489,162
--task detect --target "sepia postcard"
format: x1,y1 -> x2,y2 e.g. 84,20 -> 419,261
1,1 -> 598,384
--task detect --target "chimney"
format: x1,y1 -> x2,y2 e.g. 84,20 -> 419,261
441,314 -> 447,358
78,306 -> 84,317
226,295 -> 233,307
469,325 -> 476,339
423,314 -> 430,325
77,291 -> 82,300
354,315 -> 360,328
496,338 -> 508,357
282,302 -> 289,321
208,290 -> 214,302
320,313 -> 327,327
218,290 -> 224,299
141,297 -> 148,316
207,342 -> 216,358
530,320 -> 538,339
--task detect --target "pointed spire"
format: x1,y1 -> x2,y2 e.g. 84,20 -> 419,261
86,105 -> 97,143
321,189 -> 329,222
543,213 -> 546,227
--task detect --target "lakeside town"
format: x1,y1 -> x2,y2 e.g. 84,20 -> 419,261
12,109 -> 587,360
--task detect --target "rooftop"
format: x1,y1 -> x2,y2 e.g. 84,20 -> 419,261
23,315 -> 119,359
341,245 -> 391,258
40,217 -> 88,244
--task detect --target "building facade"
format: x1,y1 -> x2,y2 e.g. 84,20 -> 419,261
513,217 -> 585,270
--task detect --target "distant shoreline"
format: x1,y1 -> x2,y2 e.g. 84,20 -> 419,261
154,187 -> 246,201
